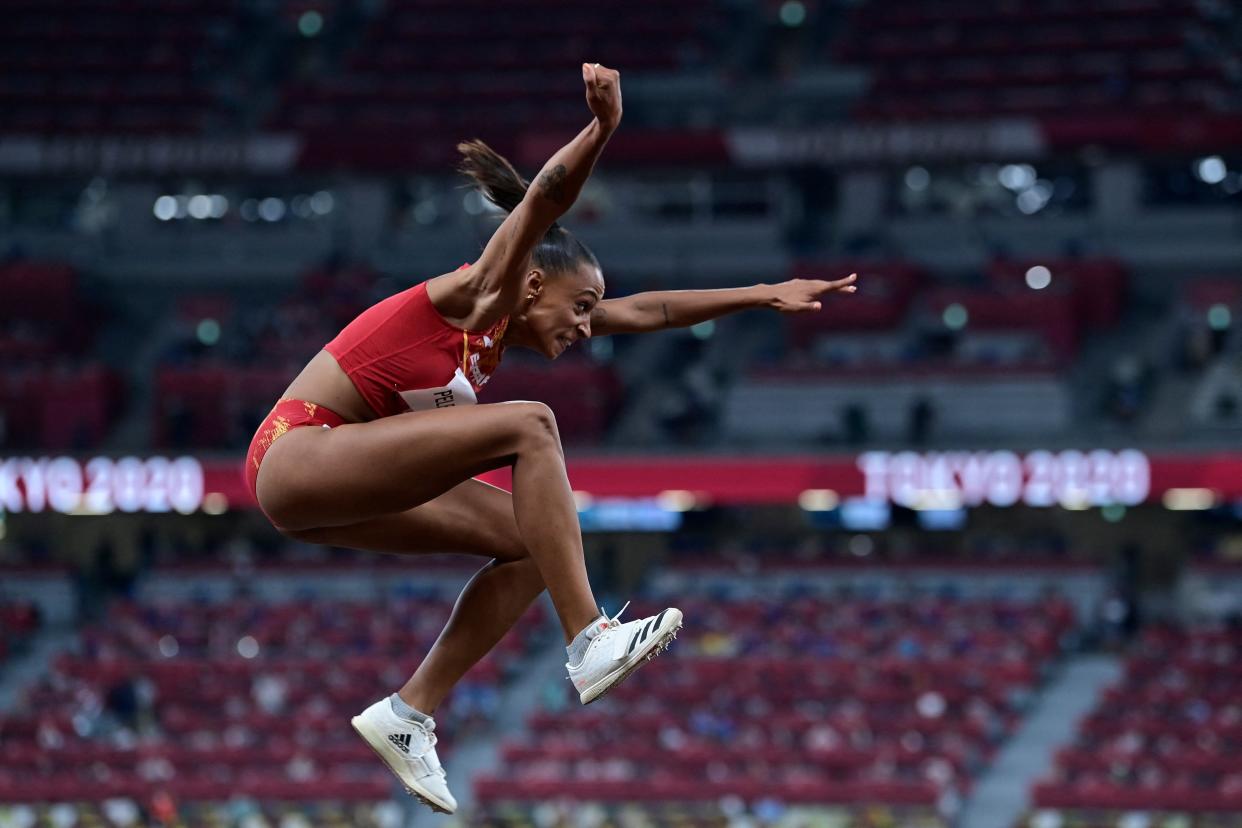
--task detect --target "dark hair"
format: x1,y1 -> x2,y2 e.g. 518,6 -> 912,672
457,139 -> 600,277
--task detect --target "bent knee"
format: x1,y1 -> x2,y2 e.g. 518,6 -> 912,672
508,401 -> 562,451
492,556 -> 546,594
490,532 -> 531,563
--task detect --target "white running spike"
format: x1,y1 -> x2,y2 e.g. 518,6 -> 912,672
567,609 -> 683,704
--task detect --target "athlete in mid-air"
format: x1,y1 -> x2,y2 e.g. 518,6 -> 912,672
243,63 -> 857,812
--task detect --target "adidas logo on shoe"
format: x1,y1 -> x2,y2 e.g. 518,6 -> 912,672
387,733 -> 412,754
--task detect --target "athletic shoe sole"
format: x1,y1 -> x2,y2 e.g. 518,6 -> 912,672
350,716 -> 455,814
579,610 -> 683,705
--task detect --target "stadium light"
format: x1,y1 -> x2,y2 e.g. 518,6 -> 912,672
1031,811 -> 1064,828
258,197 -> 286,222
1195,155 -> 1227,185
1025,265 -> 1052,289
196,318 -> 221,346
942,303 -> 968,330
657,490 -> 703,511
310,190 -> 334,215
187,194 -> 212,220
798,489 -> 840,511
1208,303 -> 1231,330
414,200 -> 439,225
1163,488 -> 1217,510
998,164 -> 1036,191
904,166 -> 930,191
237,636 -> 260,659
153,195 -> 177,221
779,1 -> 806,26
1016,181 -> 1053,215
847,534 -> 874,557
298,10 -> 323,37
463,191 -> 484,215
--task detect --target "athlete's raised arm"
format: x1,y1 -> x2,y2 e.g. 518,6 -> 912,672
460,63 -> 621,323
589,274 -> 858,336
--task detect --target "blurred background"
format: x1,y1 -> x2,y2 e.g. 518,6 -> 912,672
2,0 -> 1242,826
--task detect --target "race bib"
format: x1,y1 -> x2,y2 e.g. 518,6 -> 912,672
398,368 -> 478,412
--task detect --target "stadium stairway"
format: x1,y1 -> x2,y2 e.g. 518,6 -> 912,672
605,327 -> 707,447
0,628 -> 76,715
1065,300 -> 1171,438
96,292 -> 188,451
958,654 -> 1121,828
0,574 -> 77,713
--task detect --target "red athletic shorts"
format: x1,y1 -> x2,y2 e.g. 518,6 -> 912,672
243,398 -> 348,510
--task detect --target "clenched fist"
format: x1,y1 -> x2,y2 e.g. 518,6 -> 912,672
583,63 -> 622,132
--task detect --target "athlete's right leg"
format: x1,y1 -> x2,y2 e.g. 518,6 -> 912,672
283,478 -> 552,710
255,401 -> 600,642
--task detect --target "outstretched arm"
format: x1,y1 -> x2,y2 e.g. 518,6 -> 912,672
469,63 -> 622,317
590,274 -> 857,336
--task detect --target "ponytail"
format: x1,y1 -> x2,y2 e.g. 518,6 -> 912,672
456,139 -> 531,216
455,139 -> 599,277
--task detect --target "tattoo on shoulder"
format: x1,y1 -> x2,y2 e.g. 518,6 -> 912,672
538,164 -> 569,204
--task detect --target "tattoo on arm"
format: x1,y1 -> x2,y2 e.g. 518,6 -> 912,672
537,164 -> 569,204
661,303 -> 670,327
591,306 -> 608,333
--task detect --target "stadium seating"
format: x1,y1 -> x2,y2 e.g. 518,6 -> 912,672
479,356 -> 623,445
0,591 -> 546,803
0,0 -> 244,133
782,257 -> 1127,367
836,0 -> 1229,120
270,0 -> 718,142
154,264 -> 379,449
0,260 -> 120,450
1032,623 -> 1242,815
475,593 -> 1075,809
718,256 -> 1132,444
0,601 -> 41,667
479,800 -> 951,828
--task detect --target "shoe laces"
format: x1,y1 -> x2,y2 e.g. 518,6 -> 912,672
409,718 -> 442,763
603,601 -> 630,629
566,602 -> 632,679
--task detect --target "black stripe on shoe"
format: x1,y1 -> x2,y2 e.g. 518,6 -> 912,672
653,609 -> 669,631
627,628 -> 643,654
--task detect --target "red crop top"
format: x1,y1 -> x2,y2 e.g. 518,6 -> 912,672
324,281 -> 509,419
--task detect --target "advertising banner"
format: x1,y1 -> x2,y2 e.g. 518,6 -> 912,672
2,450 -> 1237,515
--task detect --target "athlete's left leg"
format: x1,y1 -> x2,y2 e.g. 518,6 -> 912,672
285,477 -> 548,714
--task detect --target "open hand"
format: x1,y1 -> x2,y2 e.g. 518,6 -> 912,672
583,63 -> 622,131
768,273 -> 858,313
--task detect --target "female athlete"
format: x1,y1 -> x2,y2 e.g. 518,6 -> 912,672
243,62 -> 857,812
